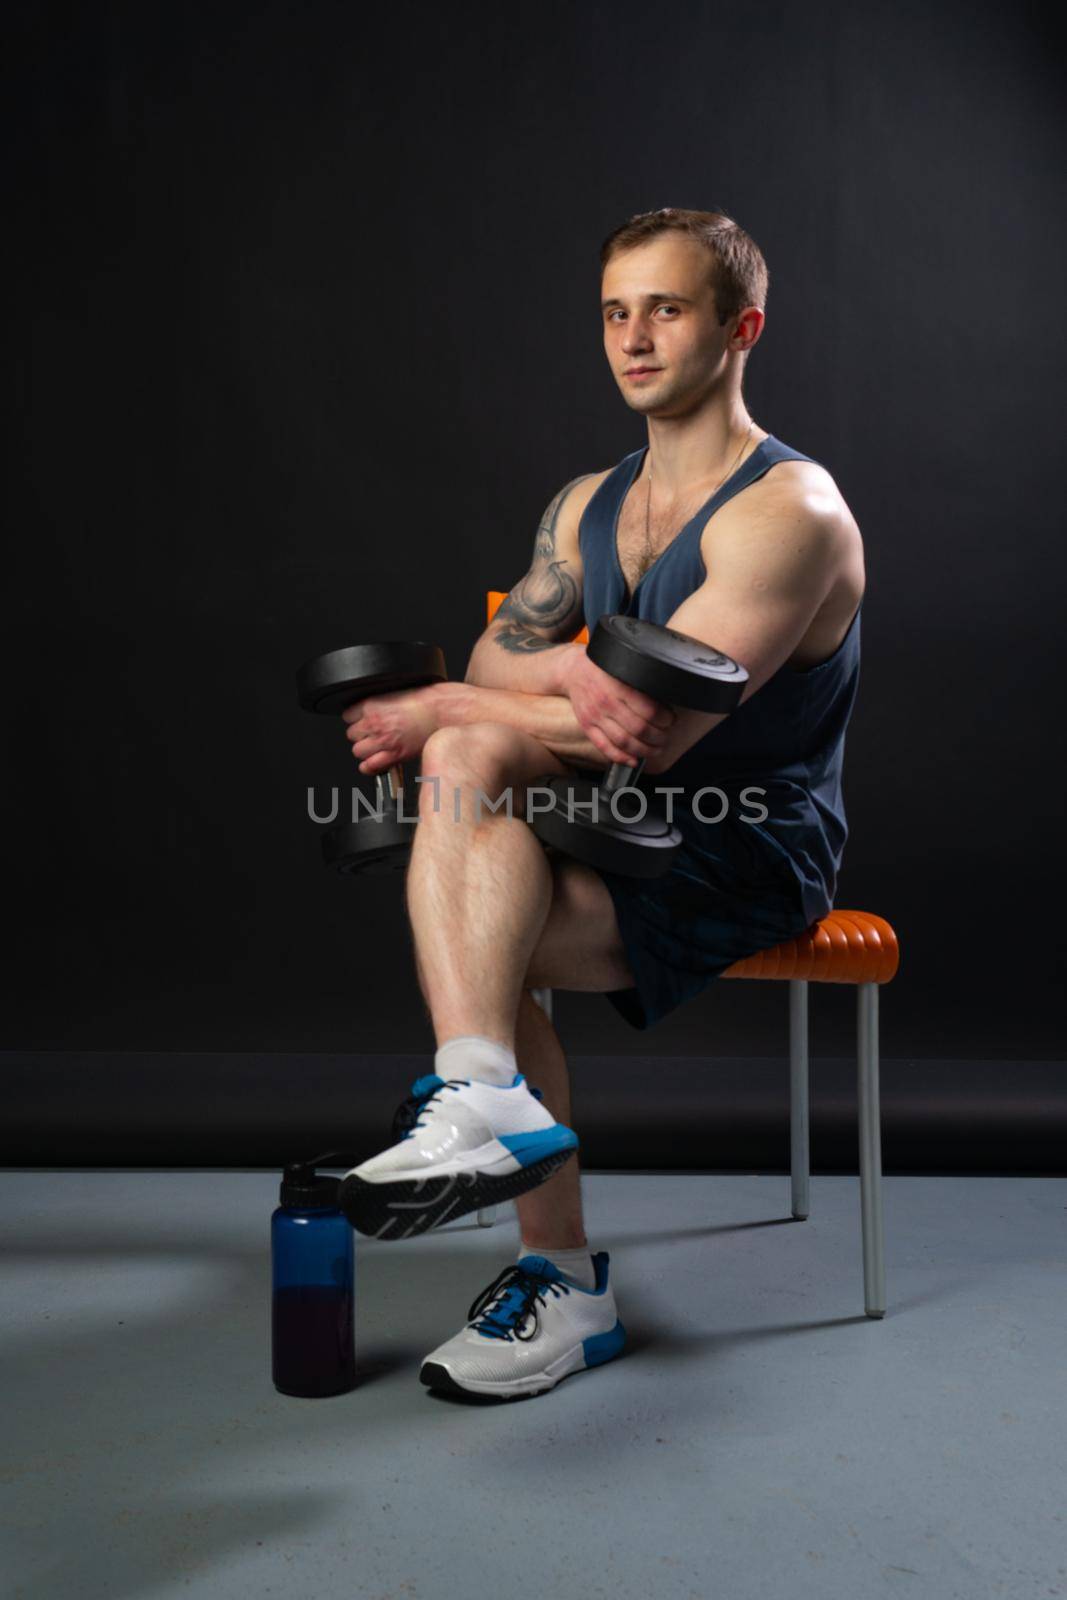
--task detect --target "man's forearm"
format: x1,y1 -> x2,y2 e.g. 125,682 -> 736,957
430,679 -> 605,769
464,625 -> 583,696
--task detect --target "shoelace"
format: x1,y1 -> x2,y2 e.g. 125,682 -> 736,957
466,1263 -> 571,1342
390,1073 -> 545,1143
391,1074 -> 459,1142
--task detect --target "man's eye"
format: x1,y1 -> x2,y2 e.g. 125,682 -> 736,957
607,306 -> 678,321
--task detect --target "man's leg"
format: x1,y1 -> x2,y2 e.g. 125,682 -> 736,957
406,721 -> 572,1049
510,989 -> 585,1246
413,843 -> 634,1394
511,855 -> 635,1250
408,719 -> 635,1250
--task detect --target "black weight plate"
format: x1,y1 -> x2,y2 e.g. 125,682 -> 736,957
588,615 -> 747,712
322,814 -> 414,875
297,641 -> 447,715
529,776 -> 680,879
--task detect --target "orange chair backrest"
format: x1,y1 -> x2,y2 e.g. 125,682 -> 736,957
486,591 -> 589,645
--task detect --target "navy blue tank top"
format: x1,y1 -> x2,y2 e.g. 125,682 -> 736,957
578,434 -> 862,925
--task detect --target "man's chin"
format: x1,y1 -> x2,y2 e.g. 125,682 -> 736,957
621,392 -> 670,416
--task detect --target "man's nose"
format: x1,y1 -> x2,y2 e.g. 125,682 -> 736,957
621,318 -> 653,351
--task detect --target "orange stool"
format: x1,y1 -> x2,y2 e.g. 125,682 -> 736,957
477,591 -> 899,1318
719,913 -> 898,1318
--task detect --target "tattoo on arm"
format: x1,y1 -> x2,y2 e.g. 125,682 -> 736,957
493,475 -> 591,655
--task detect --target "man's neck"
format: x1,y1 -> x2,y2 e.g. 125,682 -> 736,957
642,400 -> 763,498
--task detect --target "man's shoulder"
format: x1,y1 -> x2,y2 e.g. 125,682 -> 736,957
743,450 -> 832,499
718,455 -> 861,550
561,465 -> 616,506
698,456 -> 863,615
551,466 -> 617,545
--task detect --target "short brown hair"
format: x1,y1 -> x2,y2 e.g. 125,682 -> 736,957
600,207 -> 769,325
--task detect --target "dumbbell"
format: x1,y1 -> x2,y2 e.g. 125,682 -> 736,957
530,615 -> 748,878
297,640 -> 447,874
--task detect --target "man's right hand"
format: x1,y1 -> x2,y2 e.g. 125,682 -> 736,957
341,684 -> 443,775
557,646 -> 675,769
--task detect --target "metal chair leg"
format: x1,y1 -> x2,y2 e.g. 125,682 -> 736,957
477,988 -> 555,1228
790,979 -> 810,1220
530,987 -> 553,1020
858,981 -> 887,1318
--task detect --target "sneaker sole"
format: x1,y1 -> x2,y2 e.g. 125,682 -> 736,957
419,1319 -> 627,1401
338,1145 -> 577,1240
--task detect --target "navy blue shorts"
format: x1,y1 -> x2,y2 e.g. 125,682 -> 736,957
589,815 -> 818,1031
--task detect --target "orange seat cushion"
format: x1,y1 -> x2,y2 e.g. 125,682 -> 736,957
485,591 -> 897,984
722,910 -> 899,984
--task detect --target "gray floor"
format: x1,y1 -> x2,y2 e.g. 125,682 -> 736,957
1,1171 -> 1064,1600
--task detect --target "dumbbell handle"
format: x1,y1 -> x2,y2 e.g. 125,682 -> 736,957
374,766 -> 405,807
602,758 -> 646,794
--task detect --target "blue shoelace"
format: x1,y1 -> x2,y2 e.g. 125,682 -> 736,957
466,1263 -> 571,1342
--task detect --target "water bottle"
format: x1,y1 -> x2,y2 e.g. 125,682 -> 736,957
271,1152 -> 356,1398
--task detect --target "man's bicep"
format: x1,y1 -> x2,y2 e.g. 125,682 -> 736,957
667,510 -> 840,697
642,509 -> 841,772
490,475 -> 593,651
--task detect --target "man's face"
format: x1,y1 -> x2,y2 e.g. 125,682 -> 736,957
601,235 -> 741,418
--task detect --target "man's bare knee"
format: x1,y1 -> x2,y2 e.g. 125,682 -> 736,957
421,722 -> 524,789
418,721 -> 567,815
421,721 -> 514,770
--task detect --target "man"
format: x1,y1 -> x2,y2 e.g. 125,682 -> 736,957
337,207 -> 865,1401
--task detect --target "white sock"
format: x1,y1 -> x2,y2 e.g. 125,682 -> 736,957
434,1035 -> 518,1088
519,1238 -> 597,1290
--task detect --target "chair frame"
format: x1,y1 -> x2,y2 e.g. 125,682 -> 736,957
477,979 -> 887,1319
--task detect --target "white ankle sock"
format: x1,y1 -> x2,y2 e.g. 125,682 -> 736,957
519,1238 -> 597,1290
434,1035 -> 518,1088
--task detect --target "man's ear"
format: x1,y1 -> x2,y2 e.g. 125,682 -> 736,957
732,306 -> 764,353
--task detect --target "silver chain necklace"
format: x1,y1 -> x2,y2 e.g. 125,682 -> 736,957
644,420 -> 756,557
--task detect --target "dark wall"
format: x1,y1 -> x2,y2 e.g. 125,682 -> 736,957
8,0 -> 1065,1062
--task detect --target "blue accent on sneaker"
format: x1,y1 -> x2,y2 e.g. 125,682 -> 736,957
498,1125 -> 579,1167
572,1251 -> 612,1296
583,1320 -> 627,1366
515,1254 -> 568,1282
516,1251 -> 608,1292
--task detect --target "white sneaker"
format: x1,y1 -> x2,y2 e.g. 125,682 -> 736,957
419,1251 -> 626,1401
338,1072 -> 579,1241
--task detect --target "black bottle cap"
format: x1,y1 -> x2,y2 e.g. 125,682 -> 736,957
280,1155 -> 344,1210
